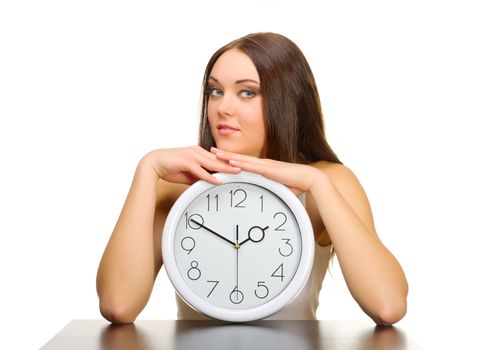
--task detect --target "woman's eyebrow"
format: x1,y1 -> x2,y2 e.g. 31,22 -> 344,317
236,79 -> 260,85
209,76 -> 259,85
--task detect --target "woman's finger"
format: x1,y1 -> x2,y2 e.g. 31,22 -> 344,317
211,147 -> 320,193
187,163 -> 224,185
197,151 -> 242,174
212,149 -> 277,178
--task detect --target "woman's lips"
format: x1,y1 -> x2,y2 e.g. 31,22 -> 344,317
217,124 -> 239,136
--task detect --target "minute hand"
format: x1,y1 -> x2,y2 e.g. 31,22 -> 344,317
190,219 -> 236,247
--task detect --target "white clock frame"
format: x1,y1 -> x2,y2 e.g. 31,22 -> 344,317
162,171 -> 315,322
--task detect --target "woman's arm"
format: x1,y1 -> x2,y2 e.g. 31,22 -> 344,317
309,165 -> 408,325
212,148 -> 408,325
96,161 -> 159,323
96,146 -> 240,323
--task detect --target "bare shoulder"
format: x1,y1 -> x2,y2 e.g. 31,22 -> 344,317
313,160 -> 354,177
311,160 -> 377,236
312,161 -> 363,191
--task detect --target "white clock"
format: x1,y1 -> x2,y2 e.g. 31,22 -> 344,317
162,171 -> 314,322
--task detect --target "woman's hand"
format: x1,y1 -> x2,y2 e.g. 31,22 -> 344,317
211,147 -> 327,195
141,146 -> 241,185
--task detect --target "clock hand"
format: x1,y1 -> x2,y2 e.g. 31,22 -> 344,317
235,225 -> 239,295
239,225 -> 269,247
190,219 -> 237,247
229,225 -> 244,304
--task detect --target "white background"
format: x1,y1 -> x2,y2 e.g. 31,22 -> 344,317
1,0 -> 479,349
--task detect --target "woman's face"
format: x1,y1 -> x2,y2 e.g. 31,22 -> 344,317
207,49 -> 266,157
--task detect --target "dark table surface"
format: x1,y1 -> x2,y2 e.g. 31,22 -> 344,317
41,319 -> 420,349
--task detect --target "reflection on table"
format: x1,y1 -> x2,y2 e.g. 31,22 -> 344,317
42,320 -> 420,350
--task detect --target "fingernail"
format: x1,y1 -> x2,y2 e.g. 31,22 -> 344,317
229,160 -> 239,166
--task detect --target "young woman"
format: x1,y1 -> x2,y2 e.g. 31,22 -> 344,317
96,32 -> 408,325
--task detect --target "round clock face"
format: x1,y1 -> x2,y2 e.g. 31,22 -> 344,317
162,172 -> 314,322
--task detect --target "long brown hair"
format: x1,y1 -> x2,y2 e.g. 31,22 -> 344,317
199,32 -> 341,165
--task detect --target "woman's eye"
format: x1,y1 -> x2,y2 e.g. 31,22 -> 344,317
240,90 -> 256,98
208,88 -> 223,97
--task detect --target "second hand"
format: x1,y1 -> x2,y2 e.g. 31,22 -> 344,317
236,224 -> 239,298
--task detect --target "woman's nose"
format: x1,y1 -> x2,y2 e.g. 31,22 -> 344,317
217,92 -> 236,117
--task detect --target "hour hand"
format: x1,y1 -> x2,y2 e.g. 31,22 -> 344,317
239,225 -> 269,246
190,219 -> 237,247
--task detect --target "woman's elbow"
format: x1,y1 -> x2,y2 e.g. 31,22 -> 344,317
374,299 -> 407,326
99,298 -> 138,324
